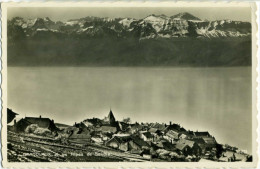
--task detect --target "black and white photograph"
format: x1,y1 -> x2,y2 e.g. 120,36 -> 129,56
1,2 -> 257,168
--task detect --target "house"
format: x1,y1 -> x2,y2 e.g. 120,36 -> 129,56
74,123 -> 92,134
100,132 -> 113,141
106,136 -> 131,151
125,127 -> 136,134
126,124 -> 143,134
129,136 -> 150,151
218,156 -> 231,162
78,127 -> 91,135
202,137 -> 216,145
202,137 -> 217,150
191,138 -> 205,144
130,123 -> 143,132
164,130 -> 179,143
175,143 -> 192,156
118,121 -> 129,131
164,124 -> 181,132
90,130 -> 102,137
113,133 -> 131,137
91,137 -> 103,144
192,138 -> 207,153
7,108 -> 18,124
97,125 -> 117,133
177,139 -> 202,156
13,118 -> 32,132
151,123 -> 166,131
148,128 -> 162,140
74,122 -> 87,128
186,130 -> 195,138
218,151 -> 247,162
25,116 -> 58,131
140,132 -> 154,141
159,141 -> 176,151
179,127 -> 187,133
149,128 -> 158,133
67,125 -> 91,136
91,131 -> 112,142
68,126 -> 91,144
13,116 -> 58,132
194,131 -> 211,138
106,135 -> 150,152
179,133 -> 188,139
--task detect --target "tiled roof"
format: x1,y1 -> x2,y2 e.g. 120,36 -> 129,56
148,128 -> 158,133
143,132 -> 153,138
166,130 -> 179,138
98,125 -> 117,133
24,117 -> 54,129
131,136 -> 150,147
192,138 -> 206,144
164,124 -> 180,132
17,118 -> 32,126
161,141 -> 176,151
194,131 -> 210,137
131,124 -> 143,130
175,143 -> 189,150
202,137 -> 216,144
177,139 -> 195,147
151,123 -> 166,130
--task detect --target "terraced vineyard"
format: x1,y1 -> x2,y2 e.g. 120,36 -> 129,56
7,131 -> 148,162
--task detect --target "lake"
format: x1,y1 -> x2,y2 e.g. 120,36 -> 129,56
7,66 -> 252,153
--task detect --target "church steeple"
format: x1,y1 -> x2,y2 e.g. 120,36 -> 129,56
108,109 -> 116,124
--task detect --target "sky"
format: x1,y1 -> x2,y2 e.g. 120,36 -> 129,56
7,7 -> 251,22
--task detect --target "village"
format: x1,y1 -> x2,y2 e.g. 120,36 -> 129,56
7,108 -> 252,162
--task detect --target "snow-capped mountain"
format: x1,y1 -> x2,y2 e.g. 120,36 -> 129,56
171,12 -> 201,21
7,13 -> 252,67
8,13 -> 251,39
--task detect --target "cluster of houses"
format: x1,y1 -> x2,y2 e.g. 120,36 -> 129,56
78,110 -> 219,160
8,108 -> 252,162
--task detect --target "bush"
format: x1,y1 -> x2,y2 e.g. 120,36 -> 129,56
25,124 -> 51,137
25,124 -> 38,133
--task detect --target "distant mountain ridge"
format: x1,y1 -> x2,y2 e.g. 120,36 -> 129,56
8,13 -> 251,39
7,13 -> 252,66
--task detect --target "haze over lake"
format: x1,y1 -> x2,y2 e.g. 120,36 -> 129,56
7,66 -> 252,154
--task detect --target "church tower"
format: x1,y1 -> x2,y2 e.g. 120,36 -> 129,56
107,109 -> 116,124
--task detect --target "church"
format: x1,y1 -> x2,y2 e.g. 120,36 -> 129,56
103,109 -> 116,125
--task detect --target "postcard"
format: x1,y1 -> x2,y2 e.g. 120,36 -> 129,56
1,2 -> 258,168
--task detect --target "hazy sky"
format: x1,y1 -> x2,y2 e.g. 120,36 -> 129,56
8,7 -> 251,22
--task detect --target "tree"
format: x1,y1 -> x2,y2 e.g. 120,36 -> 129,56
123,117 -> 131,124
216,143 -> 224,158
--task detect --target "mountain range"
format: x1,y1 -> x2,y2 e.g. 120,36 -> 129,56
7,13 -> 252,66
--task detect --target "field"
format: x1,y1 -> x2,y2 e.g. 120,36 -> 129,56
7,131 -> 148,162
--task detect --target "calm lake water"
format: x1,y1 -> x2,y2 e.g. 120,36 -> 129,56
8,67 -> 252,153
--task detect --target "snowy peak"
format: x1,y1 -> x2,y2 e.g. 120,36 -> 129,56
119,18 -> 136,27
171,12 -> 201,21
8,14 -> 251,39
144,14 -> 170,20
